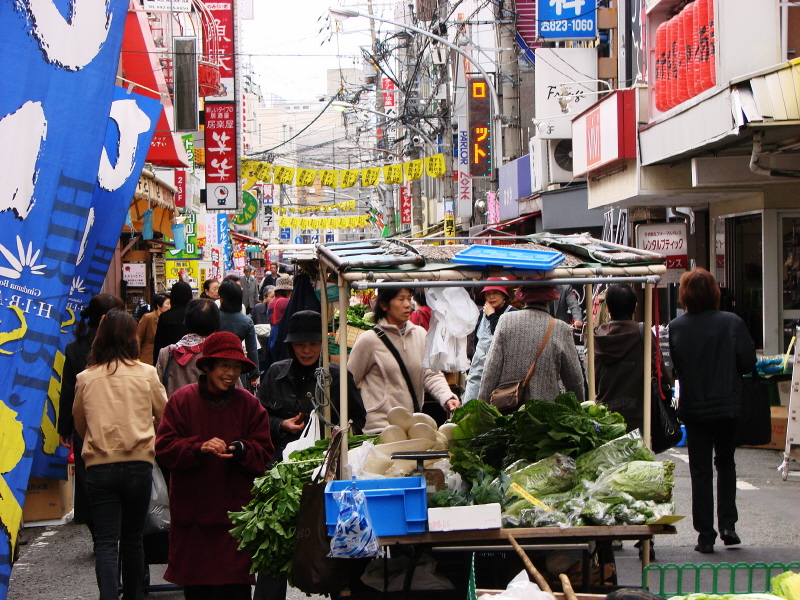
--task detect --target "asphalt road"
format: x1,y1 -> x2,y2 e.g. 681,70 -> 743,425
8,446 -> 800,599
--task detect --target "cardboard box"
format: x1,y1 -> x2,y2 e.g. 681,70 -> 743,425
427,503 -> 502,532
23,477 -> 72,523
744,406 -> 788,451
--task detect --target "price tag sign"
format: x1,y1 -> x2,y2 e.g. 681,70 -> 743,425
636,223 -> 688,285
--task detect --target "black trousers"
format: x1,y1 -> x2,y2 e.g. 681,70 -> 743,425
685,418 -> 738,546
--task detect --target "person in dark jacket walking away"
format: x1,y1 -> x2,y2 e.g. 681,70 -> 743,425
218,280 -> 260,388
669,268 -> 756,554
594,283 -> 670,435
152,281 -> 193,364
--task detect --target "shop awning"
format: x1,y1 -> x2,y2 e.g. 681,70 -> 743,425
230,231 -> 270,247
473,211 -> 541,239
123,170 -> 177,237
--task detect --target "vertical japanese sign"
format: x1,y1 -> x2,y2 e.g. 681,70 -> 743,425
444,200 -> 456,245
261,183 -> 274,236
400,186 -> 412,225
0,0 -> 128,592
381,77 -> 398,146
217,213 -> 233,272
32,87 -> 162,480
206,1 -> 234,101
174,170 -> 187,208
468,78 -> 492,177
635,223 -> 688,285
205,103 -> 237,210
455,114 -> 472,218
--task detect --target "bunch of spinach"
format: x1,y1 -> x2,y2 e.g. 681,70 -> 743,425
229,458 -> 322,580
346,304 -> 373,330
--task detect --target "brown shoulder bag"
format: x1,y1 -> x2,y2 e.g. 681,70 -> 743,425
489,317 -> 555,414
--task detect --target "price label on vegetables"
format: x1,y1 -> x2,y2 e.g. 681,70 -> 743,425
635,223 -> 688,285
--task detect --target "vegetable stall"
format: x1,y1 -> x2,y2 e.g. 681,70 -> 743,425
231,235 -> 683,597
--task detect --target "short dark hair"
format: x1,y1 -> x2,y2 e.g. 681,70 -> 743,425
152,293 -> 169,309
605,284 -> 637,320
76,293 -> 124,339
374,287 -> 414,323
222,274 -> 240,283
219,280 -> 243,313
679,268 -> 720,313
184,299 -> 220,336
170,281 -> 193,306
87,309 -> 139,372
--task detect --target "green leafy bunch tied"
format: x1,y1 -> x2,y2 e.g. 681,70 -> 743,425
504,393 -> 627,465
229,458 -> 322,581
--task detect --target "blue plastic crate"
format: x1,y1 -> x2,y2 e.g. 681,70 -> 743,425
325,477 -> 427,537
452,245 -> 565,270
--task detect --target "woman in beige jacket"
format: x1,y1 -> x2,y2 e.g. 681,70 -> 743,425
348,287 -> 460,433
73,310 -> 168,600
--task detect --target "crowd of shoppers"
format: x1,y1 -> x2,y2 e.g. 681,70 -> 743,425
54,263 -> 762,598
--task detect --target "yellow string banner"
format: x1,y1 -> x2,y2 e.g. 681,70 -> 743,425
383,164 -> 403,185
404,159 -> 424,181
296,168 -> 317,187
273,165 -> 295,185
425,153 -> 446,178
319,170 -> 338,188
339,169 -> 360,188
361,167 -> 380,187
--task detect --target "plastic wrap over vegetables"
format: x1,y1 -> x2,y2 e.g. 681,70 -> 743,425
505,454 -> 577,500
591,460 -> 675,503
574,430 -> 655,481
328,480 -> 381,559
423,286 -> 480,372
772,571 -> 800,600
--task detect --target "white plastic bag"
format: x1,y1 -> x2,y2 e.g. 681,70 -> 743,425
282,410 -> 320,461
477,570 -> 555,600
143,464 -> 170,535
423,286 -> 480,372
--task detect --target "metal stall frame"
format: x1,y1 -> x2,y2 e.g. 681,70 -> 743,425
308,241 -> 666,480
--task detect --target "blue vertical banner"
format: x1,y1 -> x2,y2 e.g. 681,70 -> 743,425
30,87 -> 162,480
218,214 -> 233,272
0,0 -> 128,592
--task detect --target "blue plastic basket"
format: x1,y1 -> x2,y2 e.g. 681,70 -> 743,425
325,477 -> 427,537
452,245 -> 564,270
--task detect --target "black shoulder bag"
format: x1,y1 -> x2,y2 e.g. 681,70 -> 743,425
639,323 -> 682,453
373,327 -> 420,410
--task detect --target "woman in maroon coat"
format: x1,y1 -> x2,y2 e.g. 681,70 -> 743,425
156,331 -> 274,600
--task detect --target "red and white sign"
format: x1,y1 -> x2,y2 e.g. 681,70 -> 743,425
382,77 -> 396,108
206,2 -> 234,101
400,185 -> 412,225
174,170 -> 186,208
636,223 -> 688,285
211,247 -> 221,280
205,103 -> 237,210
572,90 -> 637,177
232,248 -> 247,270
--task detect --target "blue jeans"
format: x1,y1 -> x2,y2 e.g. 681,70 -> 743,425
86,461 -> 153,600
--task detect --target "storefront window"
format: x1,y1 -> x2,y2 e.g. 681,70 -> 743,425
781,217 -> 800,351
728,215 -> 763,348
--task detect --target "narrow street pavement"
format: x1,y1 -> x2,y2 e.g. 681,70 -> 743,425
8,445 -> 800,599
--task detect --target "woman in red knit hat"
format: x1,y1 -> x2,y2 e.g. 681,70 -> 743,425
156,331 -> 274,599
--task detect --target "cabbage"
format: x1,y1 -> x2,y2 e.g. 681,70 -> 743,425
592,460 -> 675,503
773,571 -> 800,600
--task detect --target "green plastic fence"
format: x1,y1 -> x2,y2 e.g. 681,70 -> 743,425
643,562 -> 800,596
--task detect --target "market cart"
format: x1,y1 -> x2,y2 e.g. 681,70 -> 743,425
280,235 -> 672,593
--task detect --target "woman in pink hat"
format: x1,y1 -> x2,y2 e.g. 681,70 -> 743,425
463,278 -> 517,402
156,331 -> 274,599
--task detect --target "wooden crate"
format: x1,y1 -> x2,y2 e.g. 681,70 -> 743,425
335,326 -> 369,348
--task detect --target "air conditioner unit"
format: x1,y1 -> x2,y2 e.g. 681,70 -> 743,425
529,137 -> 573,192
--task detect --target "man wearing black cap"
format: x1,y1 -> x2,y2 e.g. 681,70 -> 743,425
258,310 -> 366,461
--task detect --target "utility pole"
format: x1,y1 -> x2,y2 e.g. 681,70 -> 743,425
497,0 -> 521,161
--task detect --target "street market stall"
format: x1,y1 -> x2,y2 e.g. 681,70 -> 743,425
232,234 -> 680,597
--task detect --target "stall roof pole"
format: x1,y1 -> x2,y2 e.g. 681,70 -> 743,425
338,274 -> 350,478
585,283 -> 595,403
350,276 -> 662,290
319,266 -> 332,437
643,282 -> 653,450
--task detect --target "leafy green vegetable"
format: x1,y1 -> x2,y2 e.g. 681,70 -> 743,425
505,454 -> 577,499
575,431 -> 655,481
772,571 -> 800,600
346,304 -> 374,330
287,434 -> 379,462
593,460 -> 675,503
429,489 -> 470,507
229,459 -> 322,580
450,399 -> 503,441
